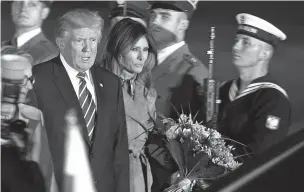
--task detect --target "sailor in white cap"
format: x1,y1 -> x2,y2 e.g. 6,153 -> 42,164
218,13 -> 291,161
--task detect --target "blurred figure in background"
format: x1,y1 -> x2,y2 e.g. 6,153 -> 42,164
108,0 -> 150,28
219,13 -> 291,162
29,9 -> 129,192
2,0 -> 58,65
101,18 -> 157,192
1,46 -> 57,192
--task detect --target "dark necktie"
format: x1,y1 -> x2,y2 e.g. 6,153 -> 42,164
77,72 -> 96,140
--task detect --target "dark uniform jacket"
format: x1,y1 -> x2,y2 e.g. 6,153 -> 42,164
152,44 -> 208,121
30,56 -> 130,192
147,43 -> 208,191
2,32 -> 59,66
218,74 -> 291,161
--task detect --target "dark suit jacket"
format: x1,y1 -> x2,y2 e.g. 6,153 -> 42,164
30,56 -> 130,192
2,32 -> 59,65
147,44 -> 209,191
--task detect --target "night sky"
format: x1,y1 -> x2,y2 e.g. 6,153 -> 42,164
1,1 -> 304,134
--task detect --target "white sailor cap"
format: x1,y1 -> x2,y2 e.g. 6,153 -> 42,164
236,13 -> 287,46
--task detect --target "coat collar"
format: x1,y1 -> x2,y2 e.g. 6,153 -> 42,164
19,32 -> 47,50
152,43 -> 189,81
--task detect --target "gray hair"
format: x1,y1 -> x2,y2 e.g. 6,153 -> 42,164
54,9 -> 104,41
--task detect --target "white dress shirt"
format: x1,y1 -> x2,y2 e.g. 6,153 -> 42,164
60,54 -> 97,107
16,28 -> 42,48
157,41 -> 185,65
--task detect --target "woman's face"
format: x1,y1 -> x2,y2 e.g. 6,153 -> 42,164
120,35 -> 149,74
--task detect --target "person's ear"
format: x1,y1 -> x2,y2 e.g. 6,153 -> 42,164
178,19 -> 189,32
56,37 -> 65,52
259,45 -> 273,61
41,7 -> 50,20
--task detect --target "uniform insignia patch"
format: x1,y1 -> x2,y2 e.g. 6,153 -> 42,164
265,115 -> 280,130
183,54 -> 197,65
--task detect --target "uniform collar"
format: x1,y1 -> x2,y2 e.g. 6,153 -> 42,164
236,73 -> 275,87
157,41 -> 185,64
229,73 -> 287,101
15,28 -> 42,48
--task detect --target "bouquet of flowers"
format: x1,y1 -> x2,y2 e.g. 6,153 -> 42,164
161,113 -> 244,192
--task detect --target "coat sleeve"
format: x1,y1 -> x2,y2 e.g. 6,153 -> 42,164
248,89 -> 291,154
114,80 -> 130,192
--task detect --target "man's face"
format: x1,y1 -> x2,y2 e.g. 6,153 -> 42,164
232,34 -> 264,68
62,28 -> 100,72
11,0 -> 48,29
149,8 -> 181,50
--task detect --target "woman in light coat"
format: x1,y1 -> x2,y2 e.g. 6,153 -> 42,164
101,18 -> 158,192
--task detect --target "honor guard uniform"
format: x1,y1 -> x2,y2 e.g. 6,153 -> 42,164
150,0 -> 208,123
2,0 -> 58,66
146,1 -> 209,191
108,0 -> 150,27
219,13 -> 291,161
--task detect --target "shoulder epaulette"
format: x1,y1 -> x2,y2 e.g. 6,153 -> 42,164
183,54 -> 198,66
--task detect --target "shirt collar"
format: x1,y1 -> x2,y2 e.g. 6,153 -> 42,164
157,41 -> 185,64
60,54 -> 91,80
16,28 -> 42,48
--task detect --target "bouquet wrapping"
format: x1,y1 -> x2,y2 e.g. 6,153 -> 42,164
161,113 -> 244,192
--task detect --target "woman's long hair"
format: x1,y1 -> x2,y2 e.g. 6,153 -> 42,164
100,18 -> 157,90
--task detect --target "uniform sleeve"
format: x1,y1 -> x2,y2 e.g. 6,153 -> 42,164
248,89 -> 291,154
188,64 -> 209,87
187,63 -> 209,122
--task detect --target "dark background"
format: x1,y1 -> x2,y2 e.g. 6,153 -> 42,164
1,1 -> 304,134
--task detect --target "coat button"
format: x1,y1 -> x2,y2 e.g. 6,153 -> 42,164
94,180 -> 98,184
89,153 -> 95,158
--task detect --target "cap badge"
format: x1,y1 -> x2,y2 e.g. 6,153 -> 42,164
265,115 -> 280,130
187,0 -> 199,9
117,0 -> 125,7
240,15 -> 245,24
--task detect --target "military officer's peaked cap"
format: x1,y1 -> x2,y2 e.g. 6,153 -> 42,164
236,13 -> 287,46
149,0 -> 199,18
108,0 -> 150,20
39,0 -> 53,7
